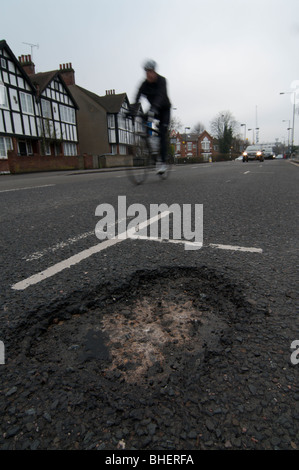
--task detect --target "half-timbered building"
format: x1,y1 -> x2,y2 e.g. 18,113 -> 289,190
0,40 -> 79,173
29,68 -> 79,157
0,40 -> 39,166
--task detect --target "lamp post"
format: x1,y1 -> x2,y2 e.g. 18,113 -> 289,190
280,91 -> 296,155
255,128 -> 259,144
184,126 -> 190,158
240,123 -> 246,150
248,128 -> 254,144
282,120 -> 291,155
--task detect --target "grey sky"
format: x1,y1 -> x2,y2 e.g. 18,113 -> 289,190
2,0 -> 299,144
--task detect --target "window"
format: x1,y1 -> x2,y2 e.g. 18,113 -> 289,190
0,136 -> 12,158
108,114 -> 115,128
119,144 -> 127,155
20,92 -> 34,115
202,137 -> 210,150
60,105 -> 75,124
187,142 -> 192,151
41,99 -> 52,119
1,58 -> 7,69
63,142 -> 77,156
44,142 -> 51,155
18,140 -> 33,156
0,81 -> 8,108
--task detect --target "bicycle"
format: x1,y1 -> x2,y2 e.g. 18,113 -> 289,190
126,110 -> 173,185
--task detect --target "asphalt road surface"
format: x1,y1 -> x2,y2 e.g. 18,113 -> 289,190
0,159 -> 298,451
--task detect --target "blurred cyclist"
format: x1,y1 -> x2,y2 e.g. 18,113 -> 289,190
134,60 -> 171,174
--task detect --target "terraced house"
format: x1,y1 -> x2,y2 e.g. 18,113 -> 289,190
0,40 -> 79,173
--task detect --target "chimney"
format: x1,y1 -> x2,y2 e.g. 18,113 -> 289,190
59,62 -> 75,86
18,54 -> 35,75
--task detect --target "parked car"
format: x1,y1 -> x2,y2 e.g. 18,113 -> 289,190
243,145 -> 264,162
275,154 -> 283,159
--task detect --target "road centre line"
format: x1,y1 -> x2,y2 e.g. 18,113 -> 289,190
0,184 -> 55,193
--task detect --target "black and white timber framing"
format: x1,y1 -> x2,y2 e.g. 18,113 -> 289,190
0,40 -> 78,159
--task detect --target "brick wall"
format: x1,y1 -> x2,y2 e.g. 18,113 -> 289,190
7,150 -> 86,174
0,159 -> 10,173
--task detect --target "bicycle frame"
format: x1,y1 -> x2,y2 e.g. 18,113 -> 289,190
126,110 -> 171,184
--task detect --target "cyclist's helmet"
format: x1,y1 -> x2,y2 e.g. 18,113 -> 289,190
143,60 -> 157,71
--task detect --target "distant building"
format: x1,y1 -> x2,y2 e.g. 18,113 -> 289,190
175,130 -> 218,161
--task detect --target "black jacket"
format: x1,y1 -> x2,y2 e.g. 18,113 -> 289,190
135,74 -> 171,112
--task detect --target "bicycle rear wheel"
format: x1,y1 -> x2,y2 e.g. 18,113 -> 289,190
127,139 -> 151,185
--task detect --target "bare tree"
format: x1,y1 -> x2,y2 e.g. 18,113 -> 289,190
192,122 -> 205,135
169,115 -> 183,134
210,111 -> 238,155
210,110 -> 238,139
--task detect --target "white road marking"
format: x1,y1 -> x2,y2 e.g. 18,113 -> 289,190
23,231 -> 94,261
136,237 -> 262,253
12,211 -> 171,290
244,171 -> 250,174
0,184 -> 55,193
12,213 -> 263,290
129,234 -> 203,249
209,243 -> 263,253
24,217 -> 130,261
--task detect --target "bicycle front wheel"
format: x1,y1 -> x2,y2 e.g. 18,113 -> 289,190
127,140 -> 151,185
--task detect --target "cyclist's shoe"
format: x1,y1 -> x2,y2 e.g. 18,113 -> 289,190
157,163 -> 167,174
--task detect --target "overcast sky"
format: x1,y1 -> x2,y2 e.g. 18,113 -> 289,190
2,0 -> 299,144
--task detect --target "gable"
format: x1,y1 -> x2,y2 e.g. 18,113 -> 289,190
31,71 -> 78,109
0,40 -> 36,93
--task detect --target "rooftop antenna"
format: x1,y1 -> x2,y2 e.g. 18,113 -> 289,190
22,42 -> 39,61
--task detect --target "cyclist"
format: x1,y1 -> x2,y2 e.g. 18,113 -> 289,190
134,60 -> 171,174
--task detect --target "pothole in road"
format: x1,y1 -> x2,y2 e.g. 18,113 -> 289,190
30,266 -> 246,385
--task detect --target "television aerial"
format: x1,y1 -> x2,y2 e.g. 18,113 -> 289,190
22,42 -> 39,61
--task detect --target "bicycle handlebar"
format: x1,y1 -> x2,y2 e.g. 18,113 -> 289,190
125,109 -> 160,135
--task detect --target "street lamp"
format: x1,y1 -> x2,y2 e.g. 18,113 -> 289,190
282,120 -> 291,155
184,127 -> 190,157
255,128 -> 259,143
248,128 -> 254,144
240,123 -> 246,149
280,91 -> 296,154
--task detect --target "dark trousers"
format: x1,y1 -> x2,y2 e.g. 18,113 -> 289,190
158,108 -> 170,163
